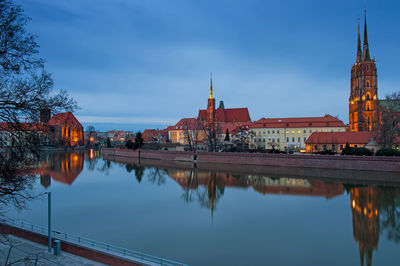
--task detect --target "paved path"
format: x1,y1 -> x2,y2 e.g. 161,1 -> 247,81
0,234 -> 106,265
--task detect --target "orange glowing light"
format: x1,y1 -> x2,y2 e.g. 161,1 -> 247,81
352,200 -> 355,208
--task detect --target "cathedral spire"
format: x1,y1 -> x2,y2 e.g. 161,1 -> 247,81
356,19 -> 362,63
209,72 -> 214,99
363,11 -> 371,61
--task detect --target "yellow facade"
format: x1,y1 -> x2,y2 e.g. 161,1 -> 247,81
249,126 -> 346,151
169,129 -> 207,145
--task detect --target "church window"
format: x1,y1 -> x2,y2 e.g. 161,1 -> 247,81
366,94 -> 370,100
366,81 -> 370,87
366,65 -> 370,71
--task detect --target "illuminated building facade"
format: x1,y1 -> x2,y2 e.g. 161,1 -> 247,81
349,15 -> 378,132
250,115 -> 346,151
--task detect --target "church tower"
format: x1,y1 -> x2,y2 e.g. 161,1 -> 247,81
206,74 -> 216,131
349,14 -> 378,132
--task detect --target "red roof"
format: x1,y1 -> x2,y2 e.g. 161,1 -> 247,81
173,118 -> 203,130
48,112 -> 82,127
142,129 -> 159,142
305,131 -> 373,145
198,108 -> 251,123
251,114 -> 346,129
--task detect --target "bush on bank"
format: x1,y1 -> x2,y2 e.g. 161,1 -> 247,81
375,148 -> 400,156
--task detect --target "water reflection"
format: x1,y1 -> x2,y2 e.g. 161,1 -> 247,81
34,152 -> 400,265
36,149 -> 100,188
349,186 -> 400,266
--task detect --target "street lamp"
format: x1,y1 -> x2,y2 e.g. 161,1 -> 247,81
45,192 -> 51,252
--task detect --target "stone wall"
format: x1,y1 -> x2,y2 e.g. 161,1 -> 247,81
102,148 -> 400,172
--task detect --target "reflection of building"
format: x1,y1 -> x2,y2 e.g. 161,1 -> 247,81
36,152 -> 85,187
168,169 -> 345,216
350,187 -> 380,266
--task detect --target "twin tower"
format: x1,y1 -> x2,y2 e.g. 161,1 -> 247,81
349,14 -> 378,132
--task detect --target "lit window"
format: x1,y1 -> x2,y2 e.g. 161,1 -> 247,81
291,131 -> 295,134
286,131 -> 289,134
297,130 -> 301,134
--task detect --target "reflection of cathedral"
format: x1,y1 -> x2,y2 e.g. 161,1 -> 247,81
37,151 -> 85,188
168,169 -> 345,217
350,187 -> 380,266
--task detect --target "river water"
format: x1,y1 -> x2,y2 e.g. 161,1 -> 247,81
5,150 -> 400,266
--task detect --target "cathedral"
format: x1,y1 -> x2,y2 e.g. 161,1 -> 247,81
349,15 -> 379,132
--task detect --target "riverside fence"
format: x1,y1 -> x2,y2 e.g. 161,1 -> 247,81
0,216 -> 189,266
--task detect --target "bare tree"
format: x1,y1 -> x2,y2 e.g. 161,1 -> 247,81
0,0 -> 77,210
377,92 -> 400,148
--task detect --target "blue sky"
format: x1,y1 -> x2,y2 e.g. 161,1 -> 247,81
17,0 -> 400,131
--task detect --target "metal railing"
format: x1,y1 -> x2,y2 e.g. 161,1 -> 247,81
0,216 -> 189,266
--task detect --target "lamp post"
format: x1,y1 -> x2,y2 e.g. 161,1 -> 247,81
46,192 -> 51,252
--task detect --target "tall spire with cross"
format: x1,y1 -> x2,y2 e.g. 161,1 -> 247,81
363,10 -> 371,61
209,72 -> 214,99
356,18 -> 362,63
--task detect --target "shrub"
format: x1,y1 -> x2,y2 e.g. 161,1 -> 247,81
125,139 -> 134,149
315,150 -> 336,155
375,148 -> 400,156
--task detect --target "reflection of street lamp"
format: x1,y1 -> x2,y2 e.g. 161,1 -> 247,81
45,192 -> 51,252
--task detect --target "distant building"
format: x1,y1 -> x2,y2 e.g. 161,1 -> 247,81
168,118 -> 207,147
250,115 -> 346,151
196,76 -> 251,150
305,131 -> 379,153
349,15 -> 379,132
0,109 -> 84,147
47,112 -> 84,146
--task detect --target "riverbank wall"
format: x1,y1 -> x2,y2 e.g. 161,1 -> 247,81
102,148 -> 400,173
0,223 -> 140,266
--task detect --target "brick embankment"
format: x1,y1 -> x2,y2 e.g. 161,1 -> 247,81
0,223 -> 141,266
102,153 -> 400,185
102,148 -> 400,173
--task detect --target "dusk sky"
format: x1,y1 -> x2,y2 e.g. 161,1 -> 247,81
18,0 -> 400,131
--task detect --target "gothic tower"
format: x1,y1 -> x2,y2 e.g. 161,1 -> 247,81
206,75 -> 216,131
349,14 -> 378,132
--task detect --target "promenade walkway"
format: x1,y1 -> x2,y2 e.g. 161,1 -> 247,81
0,234 -> 105,265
